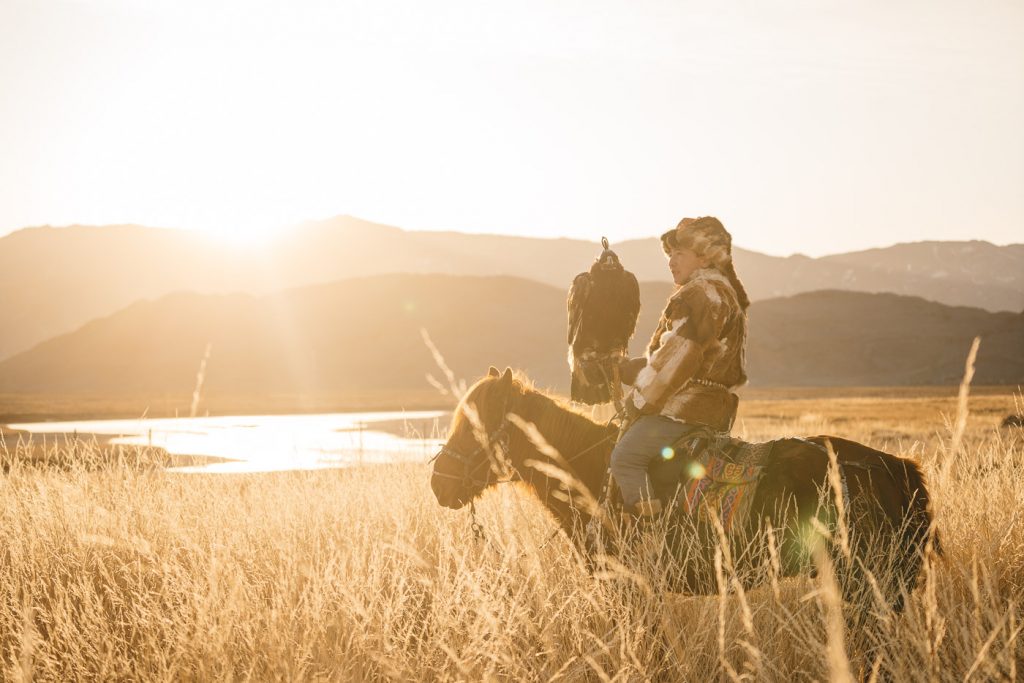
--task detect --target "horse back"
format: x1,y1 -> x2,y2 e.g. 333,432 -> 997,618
758,435 -> 939,558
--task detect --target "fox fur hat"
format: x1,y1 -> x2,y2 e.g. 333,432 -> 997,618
660,216 -> 751,309
659,216 -> 733,270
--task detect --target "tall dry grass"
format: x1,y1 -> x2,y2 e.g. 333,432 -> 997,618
0,391 -> 1022,680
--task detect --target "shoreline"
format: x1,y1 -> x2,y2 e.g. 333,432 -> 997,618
1,412 -> 449,473
0,426 -> 232,470
0,385 -> 1019,423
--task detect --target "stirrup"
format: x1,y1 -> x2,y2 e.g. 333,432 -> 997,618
634,499 -> 663,517
619,499 -> 665,531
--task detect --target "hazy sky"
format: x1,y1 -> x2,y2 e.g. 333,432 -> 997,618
1,0 -> 1021,255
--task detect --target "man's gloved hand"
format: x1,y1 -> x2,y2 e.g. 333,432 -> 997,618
622,396 -> 643,425
618,356 -> 648,386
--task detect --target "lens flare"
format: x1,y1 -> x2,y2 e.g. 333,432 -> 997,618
687,461 -> 706,479
661,446 -> 674,460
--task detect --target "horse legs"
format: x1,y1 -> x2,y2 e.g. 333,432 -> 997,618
829,504 -> 930,680
841,469 -> 931,618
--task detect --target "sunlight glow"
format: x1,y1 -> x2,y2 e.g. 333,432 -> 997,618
1,1 -> 1021,253
10,411 -> 446,474
195,220 -> 290,248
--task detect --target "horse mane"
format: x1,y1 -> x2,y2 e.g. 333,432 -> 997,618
452,372 -> 610,453
517,385 -> 611,453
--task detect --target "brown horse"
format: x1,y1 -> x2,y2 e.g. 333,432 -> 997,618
430,367 -> 939,614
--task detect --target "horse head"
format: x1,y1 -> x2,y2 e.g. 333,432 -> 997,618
430,366 -> 520,509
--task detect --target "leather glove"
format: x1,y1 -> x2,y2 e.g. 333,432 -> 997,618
617,357 -> 648,386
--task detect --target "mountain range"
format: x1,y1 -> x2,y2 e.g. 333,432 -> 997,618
2,216 -> 1021,361
0,274 -> 1019,398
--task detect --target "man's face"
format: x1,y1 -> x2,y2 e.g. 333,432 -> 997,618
667,247 -> 707,285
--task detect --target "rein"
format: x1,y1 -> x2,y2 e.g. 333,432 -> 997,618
431,414 -> 517,546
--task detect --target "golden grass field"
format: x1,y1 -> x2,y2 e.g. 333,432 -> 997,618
1,389 -> 1021,681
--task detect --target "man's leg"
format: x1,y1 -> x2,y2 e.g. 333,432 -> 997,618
610,415 -> 696,514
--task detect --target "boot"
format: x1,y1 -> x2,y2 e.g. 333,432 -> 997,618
621,498 -> 663,526
617,498 -> 666,555
634,499 -> 663,519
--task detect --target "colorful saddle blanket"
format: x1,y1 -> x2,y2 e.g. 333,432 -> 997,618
670,433 -> 773,533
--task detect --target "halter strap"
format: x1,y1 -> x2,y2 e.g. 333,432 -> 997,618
430,414 -> 514,488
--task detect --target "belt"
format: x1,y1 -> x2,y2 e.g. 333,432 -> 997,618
690,377 -> 730,391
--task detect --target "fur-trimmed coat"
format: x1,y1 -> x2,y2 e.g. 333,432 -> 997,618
626,268 -> 747,432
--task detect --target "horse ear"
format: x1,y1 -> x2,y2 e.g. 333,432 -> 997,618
487,366 -> 500,378
501,367 -> 513,381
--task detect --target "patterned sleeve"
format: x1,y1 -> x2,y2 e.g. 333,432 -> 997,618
630,279 -> 730,410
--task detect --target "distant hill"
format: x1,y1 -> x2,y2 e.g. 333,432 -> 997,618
746,290 -> 1024,385
0,225 -> 254,362
821,241 -> 1024,292
0,274 -> 584,395
0,274 -> 1019,397
1,216 -> 1021,360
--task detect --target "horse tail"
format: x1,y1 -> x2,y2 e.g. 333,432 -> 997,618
898,457 -> 942,559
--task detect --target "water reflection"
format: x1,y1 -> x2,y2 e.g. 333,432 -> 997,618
7,411 -> 447,474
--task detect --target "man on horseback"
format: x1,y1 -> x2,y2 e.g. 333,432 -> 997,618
611,216 -> 751,521
432,223 -> 936,614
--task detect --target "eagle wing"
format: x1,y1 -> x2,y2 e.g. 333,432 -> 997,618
621,269 -> 641,340
567,272 -> 592,346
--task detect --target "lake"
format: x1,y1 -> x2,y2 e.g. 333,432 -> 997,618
5,410 -> 449,474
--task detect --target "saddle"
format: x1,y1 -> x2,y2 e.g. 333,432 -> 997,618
650,430 -> 774,533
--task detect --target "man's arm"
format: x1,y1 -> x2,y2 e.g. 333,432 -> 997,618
628,282 -> 727,412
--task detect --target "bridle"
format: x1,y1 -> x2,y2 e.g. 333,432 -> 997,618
430,413 -> 514,492
430,405 -> 518,544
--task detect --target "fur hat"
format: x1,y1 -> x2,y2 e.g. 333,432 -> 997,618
659,216 -> 732,270
660,216 -> 750,310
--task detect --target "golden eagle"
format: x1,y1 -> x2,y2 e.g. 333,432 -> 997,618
567,237 -> 641,404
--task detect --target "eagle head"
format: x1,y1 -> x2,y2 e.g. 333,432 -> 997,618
592,248 -> 622,273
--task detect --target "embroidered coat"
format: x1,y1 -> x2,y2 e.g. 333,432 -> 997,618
627,268 -> 747,432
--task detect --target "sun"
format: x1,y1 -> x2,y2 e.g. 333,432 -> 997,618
196,221 -> 288,249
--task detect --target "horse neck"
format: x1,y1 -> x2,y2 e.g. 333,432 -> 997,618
511,392 -> 613,530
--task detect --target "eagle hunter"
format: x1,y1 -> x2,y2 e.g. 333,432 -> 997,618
567,238 -> 641,405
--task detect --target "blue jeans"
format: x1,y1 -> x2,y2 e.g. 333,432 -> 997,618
610,415 -> 699,508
